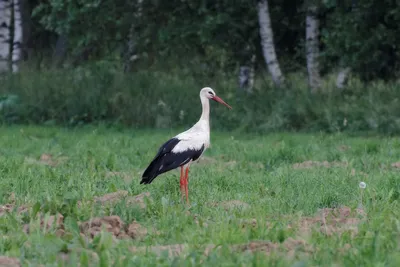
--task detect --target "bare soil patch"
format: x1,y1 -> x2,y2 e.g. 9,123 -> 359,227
239,218 -> 259,229
391,162 -> 400,168
292,206 -> 366,236
1,200 -> 147,241
92,191 -> 151,209
240,206 -> 366,238
249,162 -> 265,169
94,190 -> 128,205
0,256 -> 20,267
125,192 -> 152,209
0,201 -> 65,236
232,241 -> 278,254
337,145 -> 351,151
24,153 -> 69,167
79,215 -> 147,240
0,204 -> 29,217
129,238 -> 312,259
23,213 -> 65,237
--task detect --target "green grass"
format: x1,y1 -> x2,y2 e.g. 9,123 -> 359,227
1,125 -> 400,266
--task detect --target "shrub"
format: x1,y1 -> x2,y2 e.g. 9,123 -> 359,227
1,63 -> 400,134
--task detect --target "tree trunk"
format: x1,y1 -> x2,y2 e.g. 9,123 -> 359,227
257,0 -> 284,87
0,0 -> 12,73
123,23 -> 138,72
20,0 -> 32,61
335,0 -> 356,89
124,0 -> 142,72
238,54 -> 256,93
336,67 -> 351,89
53,34 -> 68,67
12,0 -> 22,72
306,5 -> 321,93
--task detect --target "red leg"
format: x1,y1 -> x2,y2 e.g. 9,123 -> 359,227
184,167 -> 190,205
179,166 -> 185,202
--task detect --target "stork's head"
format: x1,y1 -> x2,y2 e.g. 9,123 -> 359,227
200,87 -> 232,109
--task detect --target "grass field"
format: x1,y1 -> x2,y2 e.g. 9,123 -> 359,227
1,125 -> 400,266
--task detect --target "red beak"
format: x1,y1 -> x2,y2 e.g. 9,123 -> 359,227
212,96 -> 232,109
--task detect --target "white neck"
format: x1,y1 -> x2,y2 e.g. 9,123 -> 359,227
199,95 -> 210,122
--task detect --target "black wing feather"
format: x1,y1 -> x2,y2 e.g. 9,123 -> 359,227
140,138 -> 204,184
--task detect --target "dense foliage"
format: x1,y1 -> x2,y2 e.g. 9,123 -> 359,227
1,0 -> 400,133
322,0 -> 400,80
21,0 -> 400,80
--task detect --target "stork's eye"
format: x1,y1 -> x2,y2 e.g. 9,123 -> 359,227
208,91 -> 214,96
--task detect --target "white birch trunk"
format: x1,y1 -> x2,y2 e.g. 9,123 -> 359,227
336,67 -> 351,89
123,23 -> 138,72
239,54 -> 256,93
0,0 -> 12,73
12,0 -> 22,72
335,1 -> 355,89
249,54 -> 255,90
257,0 -> 284,87
124,0 -> 142,72
306,5 -> 321,93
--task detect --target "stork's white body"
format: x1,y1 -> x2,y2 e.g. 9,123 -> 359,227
140,87 -> 231,204
173,121 -> 210,155
173,90 -> 212,153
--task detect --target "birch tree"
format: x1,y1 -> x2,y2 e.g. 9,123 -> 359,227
335,0 -> 357,89
336,67 -> 351,89
257,0 -> 284,87
12,0 -> 22,72
123,0 -> 142,72
305,3 -> 321,93
238,45 -> 256,93
0,0 -> 12,73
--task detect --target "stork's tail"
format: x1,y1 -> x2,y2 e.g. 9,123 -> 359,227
140,157 -> 162,184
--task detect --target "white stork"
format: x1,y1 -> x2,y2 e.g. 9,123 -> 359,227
140,87 -> 232,204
